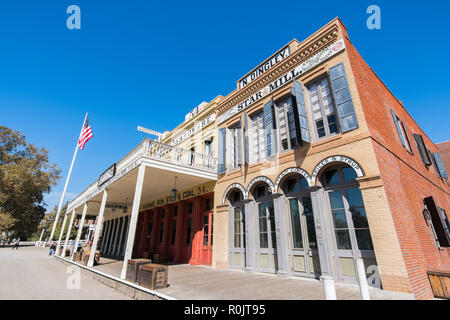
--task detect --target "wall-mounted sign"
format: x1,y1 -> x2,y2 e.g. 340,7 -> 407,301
218,39 -> 345,125
274,167 -> 313,191
170,113 -> 215,146
222,183 -> 246,204
142,181 -> 216,210
105,203 -> 128,212
98,163 -> 116,187
238,45 -> 290,89
185,102 -> 207,122
311,155 -> 364,184
245,176 -> 276,199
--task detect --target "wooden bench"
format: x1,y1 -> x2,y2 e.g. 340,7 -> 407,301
138,263 -> 168,290
427,270 -> 450,299
126,258 -> 152,283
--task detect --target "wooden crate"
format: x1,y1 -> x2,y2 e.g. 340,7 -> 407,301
126,258 -> 152,283
138,264 -> 168,290
73,252 -> 82,262
428,270 -> 450,299
81,250 -> 101,266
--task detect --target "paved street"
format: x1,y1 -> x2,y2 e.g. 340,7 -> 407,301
0,246 -> 131,300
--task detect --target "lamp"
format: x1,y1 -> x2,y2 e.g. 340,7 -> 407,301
170,176 -> 178,200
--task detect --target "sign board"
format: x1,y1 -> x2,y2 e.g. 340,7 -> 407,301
142,181 -> 216,210
238,45 -> 290,89
98,163 -> 116,187
218,39 -> 345,125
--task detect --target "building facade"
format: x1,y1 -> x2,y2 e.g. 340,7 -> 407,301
213,18 -> 450,299
62,18 -> 450,300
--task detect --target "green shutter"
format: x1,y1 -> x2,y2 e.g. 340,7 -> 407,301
291,80 -> 311,144
329,63 -> 358,132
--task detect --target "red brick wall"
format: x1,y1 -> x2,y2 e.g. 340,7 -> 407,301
340,22 -> 450,299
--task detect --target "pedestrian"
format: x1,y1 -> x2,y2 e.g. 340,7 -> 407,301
12,238 -> 20,250
49,243 -> 56,256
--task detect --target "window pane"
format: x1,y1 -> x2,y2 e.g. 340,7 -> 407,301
347,188 -> 364,207
260,233 -> 268,248
267,202 -> 277,250
186,218 -> 192,245
342,167 -> 357,181
335,230 -> 351,250
289,199 -> 303,249
300,178 -> 309,190
350,207 -> 369,228
171,220 -> 176,245
325,170 -> 340,185
316,120 -> 325,138
327,114 -> 338,134
302,196 -> 317,250
159,222 -> 164,243
329,191 -> 344,209
355,229 -> 374,250
332,209 -> 348,228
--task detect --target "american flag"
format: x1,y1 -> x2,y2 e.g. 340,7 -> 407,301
78,115 -> 93,150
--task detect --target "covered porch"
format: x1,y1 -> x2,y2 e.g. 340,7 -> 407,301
58,138 -> 218,279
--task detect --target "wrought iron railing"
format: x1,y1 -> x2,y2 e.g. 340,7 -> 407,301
145,139 -> 218,172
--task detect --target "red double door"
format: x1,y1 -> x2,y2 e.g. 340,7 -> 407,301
133,193 -> 214,266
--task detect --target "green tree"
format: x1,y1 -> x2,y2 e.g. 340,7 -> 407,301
0,126 -> 61,239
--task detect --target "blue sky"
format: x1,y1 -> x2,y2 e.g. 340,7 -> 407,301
1,0 -> 449,211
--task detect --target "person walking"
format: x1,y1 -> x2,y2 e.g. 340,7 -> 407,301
12,238 -> 20,250
49,243 -> 56,256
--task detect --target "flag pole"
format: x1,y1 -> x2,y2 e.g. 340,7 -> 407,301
48,113 -> 88,245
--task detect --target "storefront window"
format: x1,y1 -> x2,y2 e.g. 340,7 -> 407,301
323,165 -> 374,251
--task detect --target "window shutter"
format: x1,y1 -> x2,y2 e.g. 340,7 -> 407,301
438,207 -> 450,240
263,100 -> 276,157
291,80 -> 311,144
432,152 -> 448,178
413,134 -> 432,166
329,63 -> 358,132
243,112 -> 249,164
424,197 -> 450,247
236,125 -> 243,166
390,109 -> 406,147
400,121 -> 413,154
218,128 -> 226,174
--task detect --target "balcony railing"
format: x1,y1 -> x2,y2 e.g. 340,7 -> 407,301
145,139 -> 217,172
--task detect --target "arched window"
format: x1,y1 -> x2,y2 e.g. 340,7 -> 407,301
229,190 -> 245,249
321,165 -> 374,252
251,183 -> 276,251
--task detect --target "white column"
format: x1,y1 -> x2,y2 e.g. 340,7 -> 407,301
100,220 -> 111,255
55,212 -> 69,256
120,165 -> 145,279
88,190 -> 108,267
37,229 -> 45,246
116,217 -> 126,256
72,203 -> 88,260
356,257 -> 371,300
62,209 -> 76,257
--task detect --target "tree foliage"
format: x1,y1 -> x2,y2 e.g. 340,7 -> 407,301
0,126 -> 61,239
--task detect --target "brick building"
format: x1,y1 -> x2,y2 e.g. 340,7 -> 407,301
61,17 -> 449,299
213,18 -> 449,299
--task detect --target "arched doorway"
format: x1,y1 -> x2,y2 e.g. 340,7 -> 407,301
227,188 -> 246,270
250,181 -> 278,274
280,174 -> 321,278
318,164 -> 378,286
